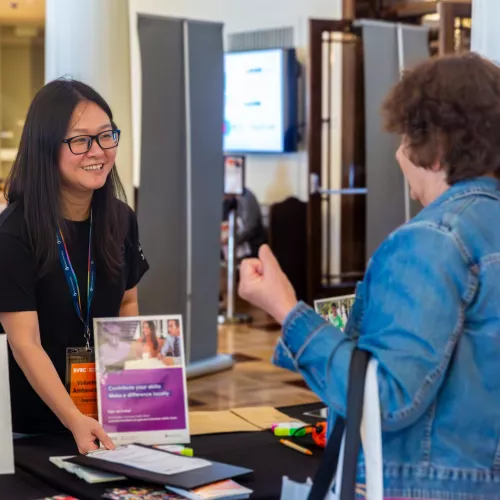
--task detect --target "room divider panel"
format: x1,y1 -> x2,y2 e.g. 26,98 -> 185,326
359,19 -> 429,260
137,14 -> 232,377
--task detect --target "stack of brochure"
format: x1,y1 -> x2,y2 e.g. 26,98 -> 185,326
103,488 -> 180,499
49,456 -> 126,484
102,481 -> 252,500
166,480 -> 252,499
37,496 -> 79,500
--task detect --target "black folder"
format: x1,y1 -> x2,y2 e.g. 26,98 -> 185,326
67,444 -> 252,490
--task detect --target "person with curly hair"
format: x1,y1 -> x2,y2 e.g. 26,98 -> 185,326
238,52 -> 500,499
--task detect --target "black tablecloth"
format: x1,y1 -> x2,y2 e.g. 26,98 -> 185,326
0,466 -> 61,500
14,402 -> 326,500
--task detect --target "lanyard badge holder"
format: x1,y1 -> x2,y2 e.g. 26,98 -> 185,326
57,212 -> 98,419
65,347 -> 97,419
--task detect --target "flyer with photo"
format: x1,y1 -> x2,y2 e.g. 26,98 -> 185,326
94,316 -> 189,446
223,155 -> 245,195
314,294 -> 355,332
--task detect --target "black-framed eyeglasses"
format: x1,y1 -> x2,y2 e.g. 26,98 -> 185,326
62,129 -> 121,155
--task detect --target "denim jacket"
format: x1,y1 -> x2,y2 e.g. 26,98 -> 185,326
274,177 -> 500,499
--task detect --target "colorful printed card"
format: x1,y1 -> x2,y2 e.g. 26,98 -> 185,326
102,486 -> 182,499
94,315 -> 189,446
166,479 -> 252,499
314,294 -> 355,332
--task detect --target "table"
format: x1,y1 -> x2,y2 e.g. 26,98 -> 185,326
13,402 -> 326,499
0,466 -> 61,500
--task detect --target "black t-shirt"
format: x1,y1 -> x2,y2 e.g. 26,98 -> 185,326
0,200 -> 149,434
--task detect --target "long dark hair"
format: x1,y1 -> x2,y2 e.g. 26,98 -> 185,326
5,79 -> 127,279
141,321 -> 158,351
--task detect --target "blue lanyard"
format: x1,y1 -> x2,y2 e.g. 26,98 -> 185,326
56,211 -> 96,350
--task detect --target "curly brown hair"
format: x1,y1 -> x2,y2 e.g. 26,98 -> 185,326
381,52 -> 500,184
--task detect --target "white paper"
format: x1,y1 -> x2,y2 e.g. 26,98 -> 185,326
49,456 -> 126,483
0,335 -> 14,474
89,444 -> 211,476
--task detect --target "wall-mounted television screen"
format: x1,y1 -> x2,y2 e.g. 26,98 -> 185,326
223,48 -> 298,154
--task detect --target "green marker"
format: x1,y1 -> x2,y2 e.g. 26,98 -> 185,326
157,445 -> 194,456
273,422 -> 307,437
274,427 -> 308,437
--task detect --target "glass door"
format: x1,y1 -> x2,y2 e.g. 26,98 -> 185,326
307,19 -> 366,303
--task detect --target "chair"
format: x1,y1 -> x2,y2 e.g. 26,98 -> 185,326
268,197 -> 308,302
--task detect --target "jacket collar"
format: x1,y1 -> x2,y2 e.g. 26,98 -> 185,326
427,177 -> 500,210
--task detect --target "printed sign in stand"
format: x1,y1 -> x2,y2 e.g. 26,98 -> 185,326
314,294 -> 355,332
0,334 -> 14,474
223,155 -> 245,196
94,315 -> 189,446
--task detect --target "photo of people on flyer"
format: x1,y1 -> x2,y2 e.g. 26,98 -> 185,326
313,295 -> 355,332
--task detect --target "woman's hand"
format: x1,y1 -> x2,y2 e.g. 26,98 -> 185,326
238,244 -> 298,324
67,412 -> 116,454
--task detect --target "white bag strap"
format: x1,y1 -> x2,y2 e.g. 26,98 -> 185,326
335,359 -> 382,500
361,359 -> 383,499
306,351 -> 383,500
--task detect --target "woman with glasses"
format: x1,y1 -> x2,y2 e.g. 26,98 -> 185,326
0,79 -> 149,454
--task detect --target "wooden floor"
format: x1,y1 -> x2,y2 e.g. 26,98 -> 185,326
186,302 -> 320,410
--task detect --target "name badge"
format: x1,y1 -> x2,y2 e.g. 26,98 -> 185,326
65,347 -> 97,419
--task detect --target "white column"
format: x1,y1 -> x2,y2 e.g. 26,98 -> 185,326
45,0 -> 134,206
471,0 -> 500,64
